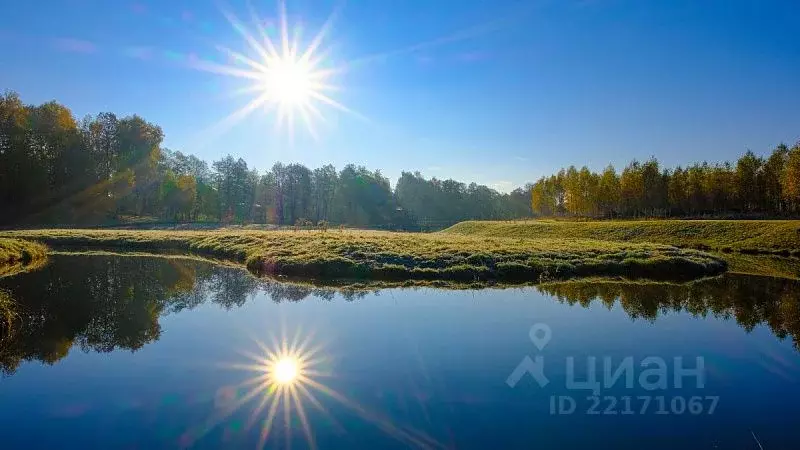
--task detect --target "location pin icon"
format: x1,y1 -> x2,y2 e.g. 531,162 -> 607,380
529,323 -> 552,350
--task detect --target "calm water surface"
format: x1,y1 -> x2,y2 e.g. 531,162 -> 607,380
1,254 -> 799,449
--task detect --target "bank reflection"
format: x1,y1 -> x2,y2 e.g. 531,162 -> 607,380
0,255 -> 366,375
3,255 -> 800,377
537,274 -> 800,350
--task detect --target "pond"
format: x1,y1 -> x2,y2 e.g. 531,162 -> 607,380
1,254 -> 799,449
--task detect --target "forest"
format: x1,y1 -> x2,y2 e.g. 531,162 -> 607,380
0,91 -> 530,228
531,143 -> 800,218
3,91 -> 799,227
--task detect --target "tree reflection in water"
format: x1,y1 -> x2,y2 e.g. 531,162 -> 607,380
537,274 -> 800,350
2,254 -> 799,376
0,255 -> 365,375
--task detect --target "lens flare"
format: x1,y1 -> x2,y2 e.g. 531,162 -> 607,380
184,329 -> 331,449
185,0 -> 524,146
190,0 -> 356,142
183,327 -> 445,449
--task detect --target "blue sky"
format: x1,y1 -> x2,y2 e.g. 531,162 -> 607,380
1,0 -> 798,191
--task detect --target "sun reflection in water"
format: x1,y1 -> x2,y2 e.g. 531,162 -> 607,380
271,356 -> 299,384
223,330 -> 329,449
183,328 -> 443,449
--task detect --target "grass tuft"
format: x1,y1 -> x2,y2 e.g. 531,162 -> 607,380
0,238 -> 49,278
0,289 -> 20,341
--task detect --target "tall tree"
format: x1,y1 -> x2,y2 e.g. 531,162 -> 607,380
213,156 -> 255,223
782,144 -> 800,212
764,144 -> 788,214
735,150 -> 763,212
597,165 -> 620,217
620,161 -> 644,216
311,164 -> 338,222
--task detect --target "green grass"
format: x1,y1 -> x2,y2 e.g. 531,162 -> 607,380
0,228 -> 726,283
722,253 -> 800,280
0,238 -> 48,339
0,238 -> 48,263
0,288 -> 17,336
444,219 -> 800,255
0,238 -> 49,278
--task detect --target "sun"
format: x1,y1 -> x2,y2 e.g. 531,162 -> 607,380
259,57 -> 313,106
271,356 -> 300,384
191,0 -> 356,141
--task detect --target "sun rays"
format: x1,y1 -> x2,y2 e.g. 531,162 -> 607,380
193,0 -> 352,142
227,330 -> 331,449
182,327 -> 444,450
180,0 -> 528,145
178,329 -> 331,449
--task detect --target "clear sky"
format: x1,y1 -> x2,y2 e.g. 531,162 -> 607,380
1,0 -> 798,191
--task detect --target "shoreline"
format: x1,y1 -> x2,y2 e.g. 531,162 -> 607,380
1,229 -> 727,283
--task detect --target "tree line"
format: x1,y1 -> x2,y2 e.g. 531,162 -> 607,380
5,90 -> 798,225
0,91 -> 529,228
531,143 -> 800,218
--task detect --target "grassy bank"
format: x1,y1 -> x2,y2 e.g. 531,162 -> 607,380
0,238 -> 49,278
444,220 -> 800,255
722,253 -> 800,280
0,238 -> 48,338
1,229 -> 726,283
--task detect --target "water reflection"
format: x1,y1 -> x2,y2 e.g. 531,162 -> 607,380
537,275 -> 800,350
3,254 -> 800,449
2,255 -> 800,378
185,331 -> 332,449
0,254 -> 366,376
